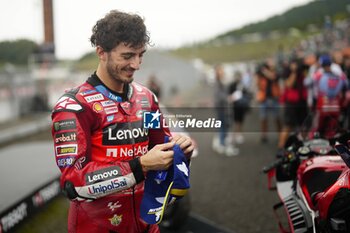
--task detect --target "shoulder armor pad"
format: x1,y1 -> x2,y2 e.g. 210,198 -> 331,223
53,89 -> 84,113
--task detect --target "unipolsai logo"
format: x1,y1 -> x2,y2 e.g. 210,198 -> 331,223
143,110 -> 161,129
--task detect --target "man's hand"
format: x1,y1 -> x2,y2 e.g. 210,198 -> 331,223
140,141 -> 175,172
170,134 -> 195,159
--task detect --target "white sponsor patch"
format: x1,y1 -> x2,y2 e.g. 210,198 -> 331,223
101,100 -> 117,107
104,106 -> 118,114
84,94 -> 104,103
75,173 -> 136,199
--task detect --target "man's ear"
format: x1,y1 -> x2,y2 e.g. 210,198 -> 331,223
96,46 -> 106,61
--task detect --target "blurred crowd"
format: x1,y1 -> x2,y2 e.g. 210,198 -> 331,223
212,17 -> 350,157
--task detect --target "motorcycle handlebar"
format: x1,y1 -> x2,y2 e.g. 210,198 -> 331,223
262,158 -> 284,174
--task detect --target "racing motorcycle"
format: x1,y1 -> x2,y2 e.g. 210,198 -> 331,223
263,131 -> 350,233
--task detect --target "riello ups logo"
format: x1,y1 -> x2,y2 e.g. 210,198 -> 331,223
102,121 -> 148,145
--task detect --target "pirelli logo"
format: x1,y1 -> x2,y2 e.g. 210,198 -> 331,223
55,144 -> 78,157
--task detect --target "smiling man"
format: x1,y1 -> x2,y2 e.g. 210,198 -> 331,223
51,10 -> 194,233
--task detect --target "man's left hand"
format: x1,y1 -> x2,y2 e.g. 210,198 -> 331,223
170,134 -> 194,159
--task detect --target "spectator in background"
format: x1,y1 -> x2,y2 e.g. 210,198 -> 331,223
277,58 -> 309,150
242,66 -> 254,92
343,56 -> 350,80
255,59 -> 281,143
147,74 -> 162,99
332,50 -> 350,128
342,56 -> 350,129
311,54 -> 348,138
212,65 -> 239,156
304,53 -> 321,110
228,70 -> 251,144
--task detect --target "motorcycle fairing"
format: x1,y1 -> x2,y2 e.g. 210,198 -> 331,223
274,181 -> 313,233
297,156 -> 346,210
317,169 -> 350,220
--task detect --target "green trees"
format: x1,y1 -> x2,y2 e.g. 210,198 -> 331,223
0,39 -> 38,65
218,0 -> 350,39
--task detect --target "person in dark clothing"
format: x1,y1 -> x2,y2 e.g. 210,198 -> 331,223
278,59 -> 309,149
228,71 -> 251,144
255,59 -> 281,143
147,74 -> 162,99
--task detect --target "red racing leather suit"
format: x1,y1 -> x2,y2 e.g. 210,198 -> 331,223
311,70 -> 347,138
51,73 -> 170,233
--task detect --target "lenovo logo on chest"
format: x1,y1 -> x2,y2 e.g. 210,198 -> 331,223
102,121 -> 149,145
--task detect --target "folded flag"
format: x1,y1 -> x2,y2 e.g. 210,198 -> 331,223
140,142 -> 190,224
170,144 -> 190,197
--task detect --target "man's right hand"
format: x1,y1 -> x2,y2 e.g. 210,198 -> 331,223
139,141 -> 175,172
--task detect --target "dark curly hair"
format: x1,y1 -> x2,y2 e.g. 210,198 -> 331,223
90,10 -> 150,51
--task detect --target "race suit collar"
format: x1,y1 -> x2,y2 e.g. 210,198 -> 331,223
87,72 -> 133,102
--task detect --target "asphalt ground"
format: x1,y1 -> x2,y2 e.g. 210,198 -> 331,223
9,82 -> 284,233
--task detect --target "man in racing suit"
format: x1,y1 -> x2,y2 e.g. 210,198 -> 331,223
311,55 -> 348,138
51,10 -> 194,233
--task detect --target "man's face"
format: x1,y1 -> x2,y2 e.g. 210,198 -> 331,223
105,43 -> 146,84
